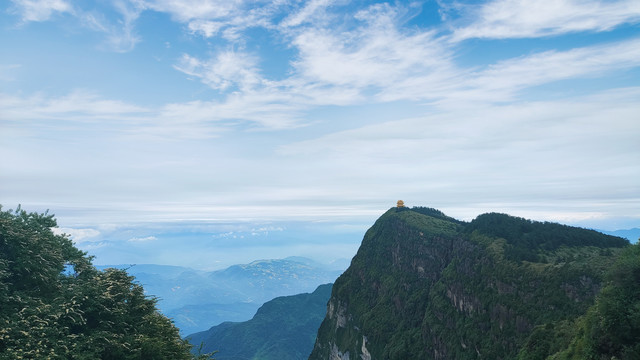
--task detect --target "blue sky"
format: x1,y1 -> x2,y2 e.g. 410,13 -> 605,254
1,0 -> 639,269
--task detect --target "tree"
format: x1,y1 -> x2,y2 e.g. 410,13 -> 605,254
0,205 -> 215,359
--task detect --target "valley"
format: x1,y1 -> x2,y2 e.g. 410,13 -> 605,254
97,257 -> 346,335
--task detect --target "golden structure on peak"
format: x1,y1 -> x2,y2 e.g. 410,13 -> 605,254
397,200 -> 405,208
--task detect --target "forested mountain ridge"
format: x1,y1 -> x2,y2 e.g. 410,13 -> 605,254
309,206 -> 632,360
0,206 -> 211,359
188,283 -> 332,360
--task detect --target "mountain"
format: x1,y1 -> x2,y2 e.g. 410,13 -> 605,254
96,264 -> 196,278
309,206 -> 630,360
600,228 -> 640,243
98,257 -> 344,334
188,283 -> 333,360
207,258 -> 337,303
166,302 -> 261,337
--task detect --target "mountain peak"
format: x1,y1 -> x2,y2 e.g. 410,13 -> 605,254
309,207 -> 629,360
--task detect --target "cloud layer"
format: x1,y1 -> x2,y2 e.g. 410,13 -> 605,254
1,0 -> 639,266
451,0 -> 640,41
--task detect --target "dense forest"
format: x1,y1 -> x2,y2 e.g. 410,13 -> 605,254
519,242 -> 640,359
0,206 -> 214,359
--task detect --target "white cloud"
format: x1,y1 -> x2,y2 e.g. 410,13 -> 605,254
150,1 -> 640,111
53,227 -> 101,243
0,88 -> 304,141
452,0 -> 640,41
280,0 -> 334,28
10,0 -> 72,22
128,236 -> 158,242
174,51 -> 262,91
157,95 -> 304,131
290,3 -> 450,90
258,24 -> 639,111
188,19 -> 223,37
382,37 -> 640,104
277,88 -> 640,217
171,3 -> 640,115
142,0 -> 242,22
10,0 -> 142,52
250,226 -> 284,236
466,37 -> 640,93
81,0 -> 143,52
78,242 -> 109,251
0,91 -> 148,123
106,1 -> 142,52
142,0 -> 284,42
3,35 -> 639,137
170,3 -> 454,124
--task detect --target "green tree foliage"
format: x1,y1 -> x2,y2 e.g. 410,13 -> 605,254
534,243 -> 640,360
0,206 -> 214,359
410,206 -> 465,224
467,213 -> 628,263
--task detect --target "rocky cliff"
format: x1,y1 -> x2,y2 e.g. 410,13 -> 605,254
308,207 -> 629,360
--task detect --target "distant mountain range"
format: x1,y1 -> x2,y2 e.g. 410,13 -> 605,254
92,212 -> 638,358
188,283 -> 332,360
96,257 -> 346,334
599,227 -> 640,243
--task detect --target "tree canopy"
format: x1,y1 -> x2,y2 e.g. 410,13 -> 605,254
0,205 -> 214,359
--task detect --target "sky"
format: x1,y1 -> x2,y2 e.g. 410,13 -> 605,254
1,0 -> 639,269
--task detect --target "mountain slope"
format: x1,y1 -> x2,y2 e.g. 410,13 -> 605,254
188,283 -> 332,360
518,242 -> 640,360
309,207 -> 629,360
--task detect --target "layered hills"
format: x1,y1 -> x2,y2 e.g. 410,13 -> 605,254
188,283 -> 332,360
309,206 -> 632,360
98,257 -> 344,334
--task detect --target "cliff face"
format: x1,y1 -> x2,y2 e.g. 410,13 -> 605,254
309,207 -> 628,360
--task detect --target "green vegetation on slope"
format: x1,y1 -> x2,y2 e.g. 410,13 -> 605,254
188,283 -> 332,360
0,206 -> 212,359
309,207 -> 630,360
518,243 -> 640,360
466,212 -> 628,263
